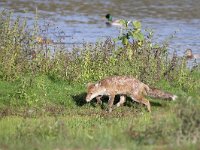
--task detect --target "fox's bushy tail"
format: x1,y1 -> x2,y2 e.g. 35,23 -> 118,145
147,87 -> 177,101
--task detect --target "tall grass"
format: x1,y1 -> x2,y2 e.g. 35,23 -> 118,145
0,10 -> 199,105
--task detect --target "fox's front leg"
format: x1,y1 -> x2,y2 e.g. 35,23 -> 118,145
107,94 -> 115,113
96,96 -> 102,105
116,95 -> 126,107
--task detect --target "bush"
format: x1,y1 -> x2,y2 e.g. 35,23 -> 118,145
0,10 -> 198,90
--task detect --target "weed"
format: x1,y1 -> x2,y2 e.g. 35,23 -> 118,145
16,118 -> 68,140
0,10 -> 197,90
175,98 -> 200,145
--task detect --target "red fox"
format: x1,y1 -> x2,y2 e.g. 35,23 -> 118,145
86,76 -> 177,112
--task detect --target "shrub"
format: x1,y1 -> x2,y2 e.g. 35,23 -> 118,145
0,10 -> 197,91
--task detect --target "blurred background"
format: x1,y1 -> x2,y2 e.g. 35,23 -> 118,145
0,0 -> 200,55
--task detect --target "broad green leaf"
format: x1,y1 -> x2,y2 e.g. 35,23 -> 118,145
132,21 -> 141,29
119,20 -> 126,27
122,37 -> 128,45
133,32 -> 144,41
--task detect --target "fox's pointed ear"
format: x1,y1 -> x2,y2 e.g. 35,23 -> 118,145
87,82 -> 95,88
95,83 -> 99,87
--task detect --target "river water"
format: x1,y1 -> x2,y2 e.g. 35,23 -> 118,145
0,0 -> 200,56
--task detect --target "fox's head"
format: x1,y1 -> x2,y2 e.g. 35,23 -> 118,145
86,82 -> 106,102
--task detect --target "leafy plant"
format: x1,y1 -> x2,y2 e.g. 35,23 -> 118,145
0,10 -> 197,93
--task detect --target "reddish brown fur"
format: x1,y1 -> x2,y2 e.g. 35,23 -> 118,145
148,87 -> 175,100
86,76 -> 177,112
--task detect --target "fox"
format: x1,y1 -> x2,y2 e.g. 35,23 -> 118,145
86,76 -> 177,112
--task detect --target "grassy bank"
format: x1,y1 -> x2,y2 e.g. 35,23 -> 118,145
0,10 -> 200,149
0,75 -> 199,150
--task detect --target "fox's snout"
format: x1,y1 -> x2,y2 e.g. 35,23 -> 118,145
85,98 -> 90,102
85,96 -> 90,102
85,94 -> 92,102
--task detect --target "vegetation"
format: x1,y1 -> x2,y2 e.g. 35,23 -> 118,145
0,10 -> 199,150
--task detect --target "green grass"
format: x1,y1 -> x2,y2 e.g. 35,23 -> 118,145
0,10 -> 200,149
0,74 -> 199,150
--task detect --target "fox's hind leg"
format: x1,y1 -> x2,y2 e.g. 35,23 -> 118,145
116,95 -> 126,107
130,94 -> 151,112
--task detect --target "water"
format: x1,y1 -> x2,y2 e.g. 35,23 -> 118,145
1,0 -> 200,56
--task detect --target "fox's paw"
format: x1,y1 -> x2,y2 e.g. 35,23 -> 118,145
172,95 -> 178,101
116,102 -> 121,107
106,107 -> 113,113
97,100 -> 103,105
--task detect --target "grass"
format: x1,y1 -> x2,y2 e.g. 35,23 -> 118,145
0,10 -> 200,149
0,74 -> 200,150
